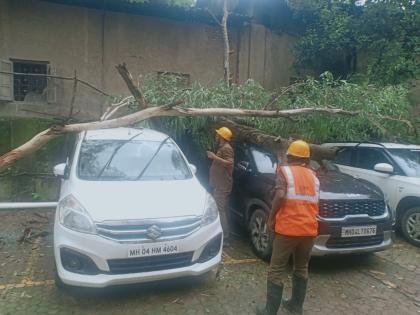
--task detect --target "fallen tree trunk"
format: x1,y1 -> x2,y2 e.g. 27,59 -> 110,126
0,105 -> 351,172
215,118 -> 338,162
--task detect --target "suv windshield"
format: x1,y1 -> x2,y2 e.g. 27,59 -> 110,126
251,147 -> 338,175
251,149 -> 277,174
77,140 -> 192,181
309,159 -> 339,173
388,148 -> 420,177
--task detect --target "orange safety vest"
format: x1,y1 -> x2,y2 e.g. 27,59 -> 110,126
275,165 -> 320,237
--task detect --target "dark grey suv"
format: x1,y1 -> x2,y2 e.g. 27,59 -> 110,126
230,144 -> 394,260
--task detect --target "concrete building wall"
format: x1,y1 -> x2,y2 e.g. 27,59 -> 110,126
0,0 -> 295,119
264,31 -> 296,89
236,24 -> 295,88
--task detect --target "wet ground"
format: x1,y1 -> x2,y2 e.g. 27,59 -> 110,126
0,209 -> 419,315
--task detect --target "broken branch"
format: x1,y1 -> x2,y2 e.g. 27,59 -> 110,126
115,63 -> 147,110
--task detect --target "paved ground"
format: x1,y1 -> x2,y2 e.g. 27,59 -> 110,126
0,209 -> 419,315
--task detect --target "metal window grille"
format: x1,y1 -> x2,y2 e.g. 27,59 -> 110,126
12,61 -> 48,102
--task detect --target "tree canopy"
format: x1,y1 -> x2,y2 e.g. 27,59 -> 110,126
287,0 -> 420,85
139,72 -> 416,151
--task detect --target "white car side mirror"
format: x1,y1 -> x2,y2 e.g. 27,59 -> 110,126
189,164 -> 197,174
53,163 -> 67,177
374,163 -> 394,174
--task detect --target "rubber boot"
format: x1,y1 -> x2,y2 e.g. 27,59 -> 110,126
282,275 -> 308,314
256,280 -> 283,315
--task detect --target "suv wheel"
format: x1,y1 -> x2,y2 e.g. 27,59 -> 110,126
401,206 -> 420,247
249,208 -> 273,261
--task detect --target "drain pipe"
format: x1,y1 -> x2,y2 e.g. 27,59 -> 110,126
0,202 -> 57,211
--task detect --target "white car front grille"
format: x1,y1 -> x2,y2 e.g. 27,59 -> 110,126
95,216 -> 202,243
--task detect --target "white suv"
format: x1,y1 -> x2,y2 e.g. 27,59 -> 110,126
323,142 -> 420,247
53,128 -> 222,288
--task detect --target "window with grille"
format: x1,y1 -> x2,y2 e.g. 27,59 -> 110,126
0,59 -> 56,103
12,60 -> 48,102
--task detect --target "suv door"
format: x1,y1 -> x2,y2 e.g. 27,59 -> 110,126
352,147 -> 398,211
230,146 -> 254,220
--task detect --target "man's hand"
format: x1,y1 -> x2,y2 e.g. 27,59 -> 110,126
207,151 -> 217,160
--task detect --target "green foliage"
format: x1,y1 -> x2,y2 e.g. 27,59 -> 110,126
31,192 -> 42,201
288,0 -> 420,85
139,73 -> 416,149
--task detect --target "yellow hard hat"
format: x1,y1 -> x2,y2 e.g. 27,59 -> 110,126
215,127 -> 233,142
287,140 -> 310,158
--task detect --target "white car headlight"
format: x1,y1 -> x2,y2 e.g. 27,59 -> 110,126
58,195 -> 96,234
202,193 -> 219,226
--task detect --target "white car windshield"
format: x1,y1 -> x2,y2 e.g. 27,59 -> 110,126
388,148 -> 420,177
77,140 -> 192,181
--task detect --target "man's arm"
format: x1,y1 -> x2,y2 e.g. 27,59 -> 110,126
267,172 -> 286,231
207,147 -> 234,168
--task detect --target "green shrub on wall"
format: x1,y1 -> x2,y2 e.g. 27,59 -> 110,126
0,118 -> 72,201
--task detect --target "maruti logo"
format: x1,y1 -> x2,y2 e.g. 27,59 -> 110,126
146,225 -> 162,240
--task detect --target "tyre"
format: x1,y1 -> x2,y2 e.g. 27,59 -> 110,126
400,206 -> 420,247
248,208 -> 273,261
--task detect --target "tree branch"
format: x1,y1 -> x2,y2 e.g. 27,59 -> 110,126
101,96 -> 134,121
214,118 -> 338,161
67,70 -> 78,121
206,8 -> 222,26
221,0 -> 231,84
0,104 -> 358,172
115,63 -> 147,110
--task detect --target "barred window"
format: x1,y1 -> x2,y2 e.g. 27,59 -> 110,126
12,60 -> 48,102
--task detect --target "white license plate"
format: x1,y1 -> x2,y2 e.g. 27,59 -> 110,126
128,242 -> 180,258
341,225 -> 377,238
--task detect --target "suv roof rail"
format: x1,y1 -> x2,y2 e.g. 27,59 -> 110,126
327,141 -> 386,148
354,141 -> 386,148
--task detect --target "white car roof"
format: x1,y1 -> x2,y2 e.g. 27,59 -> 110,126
323,142 -> 420,150
82,128 -> 169,142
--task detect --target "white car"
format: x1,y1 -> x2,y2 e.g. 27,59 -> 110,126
53,128 -> 222,288
323,142 -> 420,247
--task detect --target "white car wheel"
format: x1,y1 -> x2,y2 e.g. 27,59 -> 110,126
401,206 -> 420,247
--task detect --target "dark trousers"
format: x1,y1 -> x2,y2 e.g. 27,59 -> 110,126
268,234 -> 315,286
212,189 -> 230,240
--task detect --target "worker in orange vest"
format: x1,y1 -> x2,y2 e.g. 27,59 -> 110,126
256,140 -> 320,315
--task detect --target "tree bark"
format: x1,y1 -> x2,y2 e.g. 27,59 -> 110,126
215,118 -> 337,162
115,63 -> 147,110
221,0 -> 230,85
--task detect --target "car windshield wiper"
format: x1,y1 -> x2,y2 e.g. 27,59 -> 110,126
96,132 -> 143,179
136,136 -> 171,181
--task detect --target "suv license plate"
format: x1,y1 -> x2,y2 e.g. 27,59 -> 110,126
128,242 -> 180,258
341,225 -> 377,238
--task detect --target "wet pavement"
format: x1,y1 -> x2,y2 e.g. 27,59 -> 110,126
0,209 -> 419,315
